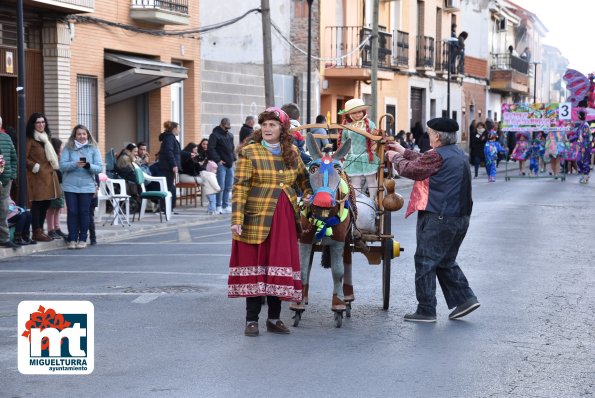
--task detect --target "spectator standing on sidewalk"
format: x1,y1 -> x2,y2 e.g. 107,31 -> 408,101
0,116 -> 19,249
25,112 -> 62,243
239,116 -> 256,144
385,117 -> 479,322
60,124 -> 102,249
208,118 -> 235,214
158,121 -> 182,209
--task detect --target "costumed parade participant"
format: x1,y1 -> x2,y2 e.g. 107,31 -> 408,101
338,99 -> 380,200
510,131 -> 530,176
228,107 -> 311,337
483,130 -> 507,182
545,130 -> 565,178
563,131 -> 579,174
385,117 -> 479,322
526,138 -> 544,177
575,113 -> 592,184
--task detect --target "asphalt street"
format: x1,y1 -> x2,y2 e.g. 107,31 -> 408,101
1,171 -> 594,397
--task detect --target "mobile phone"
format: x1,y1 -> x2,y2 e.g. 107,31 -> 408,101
80,157 -> 87,163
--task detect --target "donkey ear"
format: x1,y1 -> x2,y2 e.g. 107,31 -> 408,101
306,132 -> 322,160
332,138 -> 351,160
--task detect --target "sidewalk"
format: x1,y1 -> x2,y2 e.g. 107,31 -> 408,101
1,177 -> 416,260
0,205 -> 221,260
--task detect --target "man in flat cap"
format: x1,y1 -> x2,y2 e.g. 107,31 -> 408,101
386,117 -> 479,322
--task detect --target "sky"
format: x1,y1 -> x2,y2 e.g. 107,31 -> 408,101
510,0 -> 594,74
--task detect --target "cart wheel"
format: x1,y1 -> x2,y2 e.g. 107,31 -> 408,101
345,302 -> 352,318
334,311 -> 343,328
292,311 -> 302,327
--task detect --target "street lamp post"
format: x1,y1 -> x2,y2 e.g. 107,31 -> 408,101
445,37 -> 458,119
306,0 -> 314,124
531,61 -> 540,103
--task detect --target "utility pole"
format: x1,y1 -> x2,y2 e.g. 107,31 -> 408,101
16,0 -> 28,207
261,0 -> 275,107
306,0 -> 314,124
370,0 -> 379,123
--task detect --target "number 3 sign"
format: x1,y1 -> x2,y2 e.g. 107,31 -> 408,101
559,102 -> 571,120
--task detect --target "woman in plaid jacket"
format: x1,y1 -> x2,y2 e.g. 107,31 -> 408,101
228,107 -> 311,337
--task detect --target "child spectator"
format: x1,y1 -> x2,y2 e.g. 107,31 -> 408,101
510,132 -> 530,176
484,130 -> 507,182
7,198 -> 36,245
46,137 -> 67,240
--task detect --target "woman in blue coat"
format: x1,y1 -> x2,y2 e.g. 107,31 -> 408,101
60,124 -> 102,249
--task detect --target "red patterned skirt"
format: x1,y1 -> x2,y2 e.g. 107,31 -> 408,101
228,192 -> 302,302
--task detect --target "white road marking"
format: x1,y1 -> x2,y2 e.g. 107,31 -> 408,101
0,270 -> 228,276
28,253 -> 230,257
132,294 -> 161,304
177,227 -> 192,242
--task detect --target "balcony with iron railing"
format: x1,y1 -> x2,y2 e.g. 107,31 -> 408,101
29,0 -> 94,13
130,0 -> 190,25
392,30 -> 409,68
324,26 -> 395,81
435,41 -> 464,75
415,35 -> 434,70
490,53 -> 530,94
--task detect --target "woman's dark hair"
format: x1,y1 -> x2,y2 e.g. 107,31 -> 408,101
25,112 -> 51,139
183,142 -> 198,153
125,143 -> 137,152
50,137 -> 63,154
163,121 -> 179,132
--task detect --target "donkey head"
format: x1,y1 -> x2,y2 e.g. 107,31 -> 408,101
305,133 -> 351,210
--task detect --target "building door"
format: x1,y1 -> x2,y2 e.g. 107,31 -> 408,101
410,87 -> 424,129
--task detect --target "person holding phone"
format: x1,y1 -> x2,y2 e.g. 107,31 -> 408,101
59,124 -> 102,249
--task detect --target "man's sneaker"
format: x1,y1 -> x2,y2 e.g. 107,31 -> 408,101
207,210 -> 220,215
403,312 -> 437,323
75,242 -> 87,249
221,207 -> 232,214
67,241 -> 76,250
449,298 -> 480,320
216,206 -> 223,214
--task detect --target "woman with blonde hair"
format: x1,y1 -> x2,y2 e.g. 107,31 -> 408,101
59,124 -> 102,249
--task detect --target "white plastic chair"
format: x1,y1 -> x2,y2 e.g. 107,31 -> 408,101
95,180 -> 110,221
132,165 -> 172,222
104,178 -> 131,227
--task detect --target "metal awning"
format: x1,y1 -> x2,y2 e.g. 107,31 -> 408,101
104,53 -> 188,105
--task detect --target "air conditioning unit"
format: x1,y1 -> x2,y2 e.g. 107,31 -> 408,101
444,0 -> 460,11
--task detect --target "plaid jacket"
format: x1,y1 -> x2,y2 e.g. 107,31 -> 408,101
232,143 -> 311,244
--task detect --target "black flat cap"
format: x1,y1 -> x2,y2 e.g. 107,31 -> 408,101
427,117 -> 459,133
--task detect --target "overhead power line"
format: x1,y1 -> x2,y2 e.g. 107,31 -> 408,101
66,8 -> 261,37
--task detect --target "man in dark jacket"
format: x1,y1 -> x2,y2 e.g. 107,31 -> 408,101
208,118 -> 235,213
0,116 -> 19,248
158,121 -> 182,209
239,116 -> 255,144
